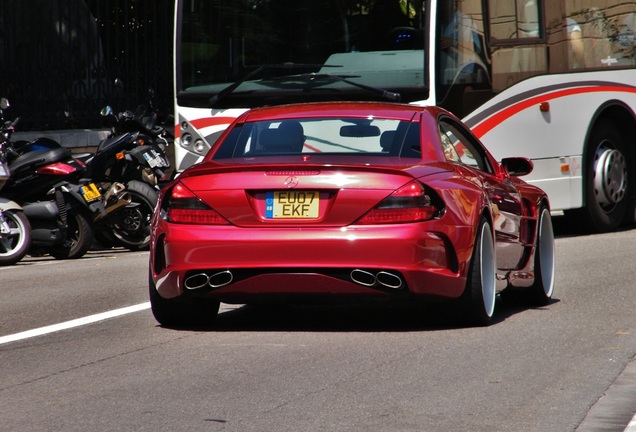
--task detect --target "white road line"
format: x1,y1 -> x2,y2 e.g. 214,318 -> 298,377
0,302 -> 150,346
626,414 -> 636,432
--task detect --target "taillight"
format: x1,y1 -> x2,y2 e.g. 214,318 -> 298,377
356,181 -> 441,224
35,162 -> 78,176
164,182 -> 229,225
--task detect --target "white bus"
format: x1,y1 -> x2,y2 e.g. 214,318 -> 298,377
173,0 -> 636,232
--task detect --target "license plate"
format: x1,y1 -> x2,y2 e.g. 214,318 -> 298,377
265,191 -> 319,218
81,183 -> 102,202
142,149 -> 168,168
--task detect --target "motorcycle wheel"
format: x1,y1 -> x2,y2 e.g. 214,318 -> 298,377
48,210 -> 94,260
104,180 -> 158,251
94,228 -> 119,249
0,210 -> 31,266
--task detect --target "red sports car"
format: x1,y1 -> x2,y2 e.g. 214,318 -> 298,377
149,102 -> 555,327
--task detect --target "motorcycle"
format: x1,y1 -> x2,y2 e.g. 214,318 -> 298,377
0,99 -> 31,265
0,102 -> 105,260
78,86 -> 172,250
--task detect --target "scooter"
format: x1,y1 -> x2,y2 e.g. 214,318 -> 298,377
2,81 -> 171,252
0,101 -> 31,265
0,102 -> 105,260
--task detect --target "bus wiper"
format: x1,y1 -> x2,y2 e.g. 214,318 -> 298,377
298,73 -> 401,102
208,62 -> 339,107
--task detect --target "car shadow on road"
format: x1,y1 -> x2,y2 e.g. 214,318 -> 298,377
552,215 -> 636,238
177,295 -> 561,333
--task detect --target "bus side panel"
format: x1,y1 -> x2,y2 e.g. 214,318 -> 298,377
462,70 -> 636,213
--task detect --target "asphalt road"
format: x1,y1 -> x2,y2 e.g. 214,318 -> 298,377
1,220 -> 636,432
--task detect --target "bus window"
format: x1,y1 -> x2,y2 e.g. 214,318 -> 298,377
566,4 -> 636,70
178,0 -> 427,99
436,0 -> 491,117
489,0 -> 541,41
487,0 -> 547,92
567,17 -> 585,69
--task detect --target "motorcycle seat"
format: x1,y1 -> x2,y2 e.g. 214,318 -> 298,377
96,132 -> 135,153
9,147 -> 73,174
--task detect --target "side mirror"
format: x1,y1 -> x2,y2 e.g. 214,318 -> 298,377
114,78 -> 125,90
100,106 -> 114,117
0,98 -> 9,110
501,157 -> 533,177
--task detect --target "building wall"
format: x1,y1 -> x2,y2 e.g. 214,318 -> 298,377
0,0 -> 174,137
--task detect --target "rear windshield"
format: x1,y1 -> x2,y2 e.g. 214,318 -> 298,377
211,117 -> 421,160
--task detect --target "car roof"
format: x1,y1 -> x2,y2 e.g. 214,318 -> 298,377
239,101 -> 444,123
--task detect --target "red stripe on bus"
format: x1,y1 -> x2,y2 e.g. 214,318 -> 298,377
175,116 -> 236,139
471,85 -> 636,138
190,117 -> 236,130
303,143 -> 321,152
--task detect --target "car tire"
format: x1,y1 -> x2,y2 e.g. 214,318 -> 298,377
148,271 -> 220,328
461,217 -> 496,326
527,205 -> 555,305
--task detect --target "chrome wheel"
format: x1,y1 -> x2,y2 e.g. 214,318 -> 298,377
531,206 -> 555,304
593,145 -> 627,210
461,217 -> 496,326
0,210 -> 31,265
478,222 -> 496,318
577,119 -> 630,232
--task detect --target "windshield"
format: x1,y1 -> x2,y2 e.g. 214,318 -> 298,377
178,0 -> 427,107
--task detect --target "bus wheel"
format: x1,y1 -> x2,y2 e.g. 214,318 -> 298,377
582,119 -> 629,232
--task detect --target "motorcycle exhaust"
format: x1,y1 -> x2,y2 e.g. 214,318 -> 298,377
103,192 -> 131,215
140,167 -> 158,186
103,182 -> 126,203
94,183 -> 132,220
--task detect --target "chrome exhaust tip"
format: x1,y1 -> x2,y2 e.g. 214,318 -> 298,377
184,270 -> 234,290
376,271 -> 403,289
184,273 -> 210,290
208,270 -> 233,288
350,269 -> 404,290
350,269 -> 377,287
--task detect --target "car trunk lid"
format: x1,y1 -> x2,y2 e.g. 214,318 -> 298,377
178,163 -> 446,227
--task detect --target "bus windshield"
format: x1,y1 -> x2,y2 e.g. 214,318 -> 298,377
177,0 -> 427,108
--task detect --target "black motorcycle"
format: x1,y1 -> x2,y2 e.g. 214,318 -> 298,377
79,97 -> 171,251
0,113 -> 105,260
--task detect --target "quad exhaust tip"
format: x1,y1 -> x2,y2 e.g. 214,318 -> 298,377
184,270 -> 233,290
184,268 -> 402,291
350,269 -> 403,290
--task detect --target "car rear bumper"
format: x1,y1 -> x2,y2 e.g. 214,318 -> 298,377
150,222 -> 473,301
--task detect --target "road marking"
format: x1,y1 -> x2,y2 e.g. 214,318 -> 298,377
0,255 -> 121,270
626,414 -> 636,432
0,302 -> 150,346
